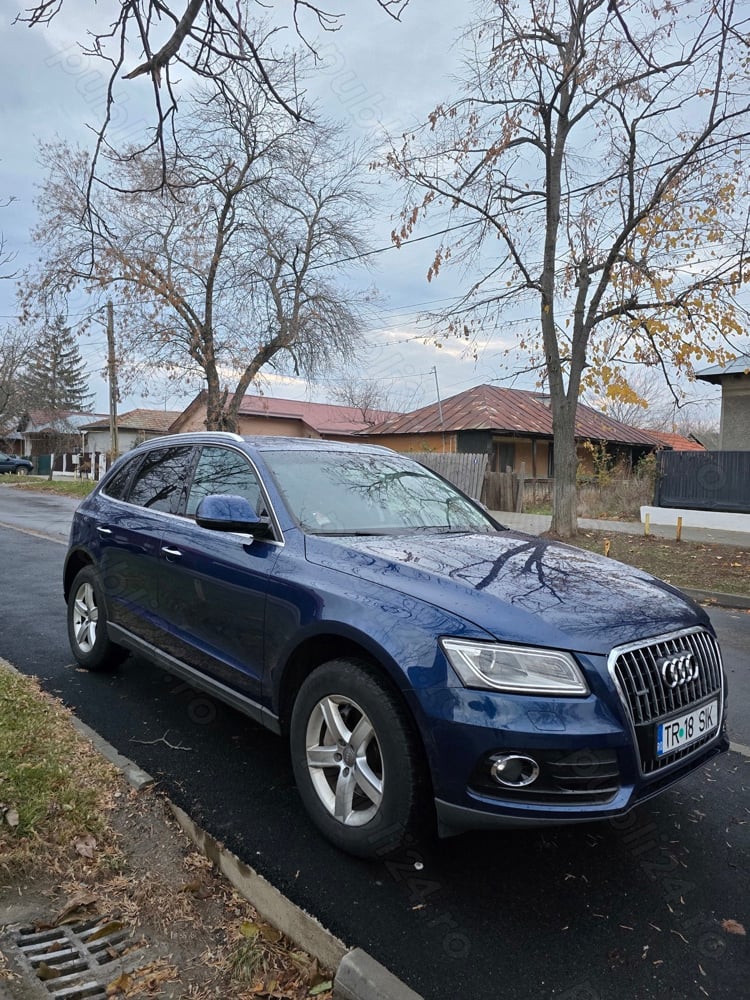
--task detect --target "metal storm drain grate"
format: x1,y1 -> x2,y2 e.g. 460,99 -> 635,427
11,919 -> 140,999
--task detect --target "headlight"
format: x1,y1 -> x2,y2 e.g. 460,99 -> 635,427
441,639 -> 589,696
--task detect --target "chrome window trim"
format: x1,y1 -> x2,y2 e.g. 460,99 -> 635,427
607,625 -> 725,778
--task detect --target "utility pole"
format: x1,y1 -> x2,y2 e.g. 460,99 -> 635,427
432,365 -> 446,451
432,366 -> 444,425
106,300 -> 119,459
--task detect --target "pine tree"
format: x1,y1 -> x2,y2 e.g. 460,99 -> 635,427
25,315 -> 94,412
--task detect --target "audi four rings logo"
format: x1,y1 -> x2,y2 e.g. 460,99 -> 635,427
658,652 -> 699,688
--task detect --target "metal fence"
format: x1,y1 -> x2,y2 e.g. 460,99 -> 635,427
655,450 -> 750,513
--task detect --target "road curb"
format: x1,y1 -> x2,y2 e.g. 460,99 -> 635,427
168,801 -> 348,975
68,714 -> 155,791
168,804 -> 424,1000
681,587 -> 750,610
2,658 -> 423,1000
335,949 -> 423,1000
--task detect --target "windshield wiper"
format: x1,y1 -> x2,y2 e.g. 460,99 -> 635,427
307,528 -> 396,537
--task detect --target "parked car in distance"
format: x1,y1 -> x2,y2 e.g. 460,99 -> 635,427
0,452 -> 33,475
64,433 -> 728,856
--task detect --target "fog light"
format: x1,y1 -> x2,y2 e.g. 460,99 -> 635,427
490,753 -> 540,788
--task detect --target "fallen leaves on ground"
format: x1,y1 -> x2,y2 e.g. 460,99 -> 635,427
54,891 -> 100,926
74,833 -> 98,859
106,960 -> 178,997
720,918 -> 746,936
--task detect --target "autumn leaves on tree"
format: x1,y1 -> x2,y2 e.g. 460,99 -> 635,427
387,0 -> 750,535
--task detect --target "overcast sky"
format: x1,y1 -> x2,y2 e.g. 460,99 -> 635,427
0,0 -> 721,423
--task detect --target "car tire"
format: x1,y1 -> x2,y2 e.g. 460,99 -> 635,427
15,468 -> 27,476
290,659 -> 430,857
67,566 -> 128,671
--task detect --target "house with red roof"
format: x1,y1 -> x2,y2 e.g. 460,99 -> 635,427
645,430 -> 705,452
365,383 -> 661,477
170,391 -> 397,440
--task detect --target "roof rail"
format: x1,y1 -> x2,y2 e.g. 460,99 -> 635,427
133,430 -> 245,449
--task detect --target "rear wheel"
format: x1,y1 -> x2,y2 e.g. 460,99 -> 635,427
67,566 -> 127,670
290,659 -> 430,857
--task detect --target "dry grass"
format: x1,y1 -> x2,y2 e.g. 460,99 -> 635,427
0,660 -> 333,999
576,476 -> 653,520
571,531 -> 750,596
0,478 -> 96,498
0,659 -> 120,876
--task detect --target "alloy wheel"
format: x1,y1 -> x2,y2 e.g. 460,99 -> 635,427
72,581 -> 98,654
304,694 -> 384,827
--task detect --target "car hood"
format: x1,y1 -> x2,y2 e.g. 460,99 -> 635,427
304,529 -> 708,655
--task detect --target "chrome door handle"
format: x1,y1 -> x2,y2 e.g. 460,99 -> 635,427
161,546 -> 182,558
96,526 -> 113,536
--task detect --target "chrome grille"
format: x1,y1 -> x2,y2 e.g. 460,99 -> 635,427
610,628 -> 723,774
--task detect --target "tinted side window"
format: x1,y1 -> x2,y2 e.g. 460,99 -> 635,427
101,455 -> 140,500
187,447 -> 262,517
127,446 -> 194,513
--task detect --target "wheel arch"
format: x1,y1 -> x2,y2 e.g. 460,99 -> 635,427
277,630 -> 421,741
63,548 -> 94,601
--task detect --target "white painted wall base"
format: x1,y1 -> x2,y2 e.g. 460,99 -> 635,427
641,505 -> 750,533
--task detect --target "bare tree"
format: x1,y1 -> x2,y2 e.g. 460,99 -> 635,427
26,74 -> 375,431
14,0 -> 409,194
0,195 -> 18,280
386,0 -> 750,536
584,369 -> 720,432
331,379 -> 394,426
331,376 -> 424,425
0,327 -> 31,431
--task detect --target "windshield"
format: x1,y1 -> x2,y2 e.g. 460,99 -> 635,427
263,449 -> 497,535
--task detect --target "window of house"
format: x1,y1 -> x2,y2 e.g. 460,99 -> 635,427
493,442 -> 516,473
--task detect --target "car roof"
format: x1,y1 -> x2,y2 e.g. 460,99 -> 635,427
131,431 -> 396,457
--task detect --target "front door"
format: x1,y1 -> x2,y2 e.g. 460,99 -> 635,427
156,444 -> 280,699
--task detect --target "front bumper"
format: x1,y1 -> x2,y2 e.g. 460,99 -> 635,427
433,734 -> 729,836
408,643 -> 728,836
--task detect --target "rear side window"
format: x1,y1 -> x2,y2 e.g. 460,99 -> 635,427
127,446 -> 194,514
101,455 -> 139,500
186,446 -> 263,517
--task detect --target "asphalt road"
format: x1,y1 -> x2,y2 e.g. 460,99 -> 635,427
0,495 -> 748,1000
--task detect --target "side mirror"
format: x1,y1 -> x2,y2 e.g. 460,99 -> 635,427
195,494 -> 272,538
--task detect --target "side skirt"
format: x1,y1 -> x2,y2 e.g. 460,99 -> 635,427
108,623 -> 282,736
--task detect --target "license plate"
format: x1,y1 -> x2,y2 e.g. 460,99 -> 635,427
656,700 -> 719,757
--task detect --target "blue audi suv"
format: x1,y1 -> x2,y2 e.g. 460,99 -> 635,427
64,433 -> 728,856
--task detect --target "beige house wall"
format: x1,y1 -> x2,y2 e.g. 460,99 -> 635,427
360,432 -> 458,453
237,416 -> 313,438
719,379 -> 750,450
172,404 -> 316,438
171,406 -> 206,433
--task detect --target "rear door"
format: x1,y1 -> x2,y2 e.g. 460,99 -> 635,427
94,445 -> 194,644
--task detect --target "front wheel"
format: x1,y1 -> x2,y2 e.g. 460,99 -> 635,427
67,566 -> 127,670
15,467 -> 28,476
290,659 -> 430,857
